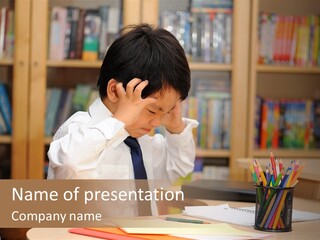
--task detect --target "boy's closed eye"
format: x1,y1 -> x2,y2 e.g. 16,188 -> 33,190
147,109 -> 157,114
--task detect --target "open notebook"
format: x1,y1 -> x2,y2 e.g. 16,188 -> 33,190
183,204 -> 320,227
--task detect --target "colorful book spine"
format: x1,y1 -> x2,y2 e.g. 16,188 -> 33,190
75,9 -> 86,59
82,10 -> 101,61
48,7 -> 67,60
98,6 -> 109,59
4,9 -> 14,59
71,84 -> 92,114
0,83 -> 12,134
0,7 -> 7,58
45,88 -> 62,136
260,100 -> 268,149
314,99 -> 320,149
0,107 -> 8,134
258,13 -> 320,66
67,7 -> 80,59
222,99 -> 231,149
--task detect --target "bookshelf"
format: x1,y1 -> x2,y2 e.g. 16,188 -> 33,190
24,0 -> 251,180
139,0 -> 251,180
23,0 -> 250,178
0,0 -> 31,179
27,0 -> 142,179
11,0 -> 319,181
247,0 -> 320,160
15,0 -> 320,180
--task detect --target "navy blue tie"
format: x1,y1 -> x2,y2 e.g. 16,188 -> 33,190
124,137 -> 148,179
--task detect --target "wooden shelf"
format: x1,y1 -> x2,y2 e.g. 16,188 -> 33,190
0,135 -> 12,144
47,60 -> 102,68
257,65 -> 320,74
196,148 -> 230,158
189,63 -> 232,71
0,59 -> 13,66
253,149 -> 320,158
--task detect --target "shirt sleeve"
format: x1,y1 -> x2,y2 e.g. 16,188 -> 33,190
47,113 -> 129,179
151,118 -> 199,183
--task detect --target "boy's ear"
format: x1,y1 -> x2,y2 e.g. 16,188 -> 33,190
106,79 -> 119,103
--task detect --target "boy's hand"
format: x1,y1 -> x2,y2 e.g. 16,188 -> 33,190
161,101 -> 185,134
113,78 -> 157,127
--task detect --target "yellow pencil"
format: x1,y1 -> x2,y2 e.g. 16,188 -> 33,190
272,168 -> 294,229
259,166 -> 267,186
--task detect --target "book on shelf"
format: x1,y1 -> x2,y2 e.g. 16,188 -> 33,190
258,13 -> 320,66
159,1 -> 233,63
183,74 -> 231,150
47,5 -> 121,61
98,5 -> 109,59
0,108 -> 8,134
0,7 -> 14,59
82,10 -> 101,61
106,6 -> 121,53
45,85 -> 99,136
52,89 -> 69,134
0,83 -> 12,134
254,96 -> 263,149
45,88 -> 62,136
160,10 -> 191,59
52,89 -> 75,136
304,99 -> 315,149
75,9 -> 86,59
66,7 -> 80,59
4,8 -> 14,59
198,98 -> 207,148
71,84 -> 92,114
0,7 -> 7,59
183,95 -> 231,150
222,98 -> 231,149
85,89 -> 99,111
314,99 -> 320,149
48,7 -> 67,60
257,97 -> 319,150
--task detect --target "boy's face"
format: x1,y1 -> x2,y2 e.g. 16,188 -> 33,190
126,87 -> 181,138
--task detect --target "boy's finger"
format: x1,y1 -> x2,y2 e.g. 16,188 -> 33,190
133,80 -> 149,96
126,78 -> 142,96
115,82 -> 126,97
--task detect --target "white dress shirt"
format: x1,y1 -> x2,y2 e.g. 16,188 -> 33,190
47,98 -> 198,183
47,98 -> 198,217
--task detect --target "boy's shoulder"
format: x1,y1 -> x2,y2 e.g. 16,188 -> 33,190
54,111 -> 91,139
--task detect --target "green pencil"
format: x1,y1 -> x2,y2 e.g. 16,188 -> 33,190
163,217 -> 210,224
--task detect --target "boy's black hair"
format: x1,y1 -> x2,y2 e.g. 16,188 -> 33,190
97,24 -> 190,100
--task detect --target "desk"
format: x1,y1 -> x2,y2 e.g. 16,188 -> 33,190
27,197 -> 320,240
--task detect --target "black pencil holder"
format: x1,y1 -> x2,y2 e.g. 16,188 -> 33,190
254,185 -> 294,232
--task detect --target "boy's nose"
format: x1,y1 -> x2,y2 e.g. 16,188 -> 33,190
150,118 -> 161,127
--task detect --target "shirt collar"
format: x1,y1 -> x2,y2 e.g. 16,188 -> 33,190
88,97 -> 113,121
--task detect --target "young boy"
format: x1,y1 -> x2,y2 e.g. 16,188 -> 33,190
47,24 -> 198,185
